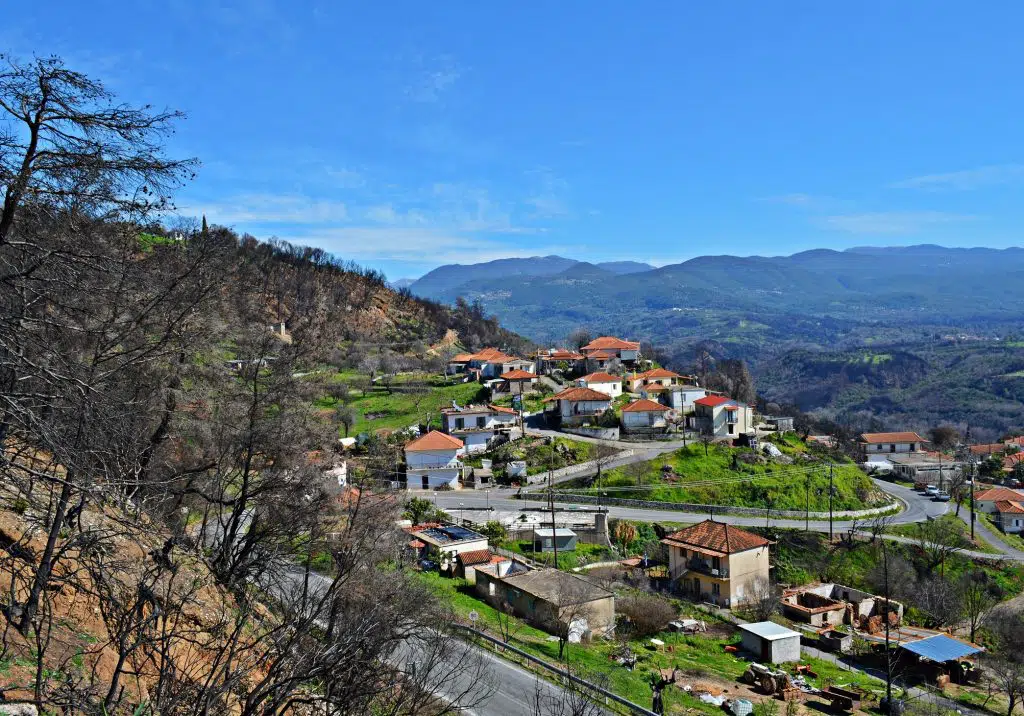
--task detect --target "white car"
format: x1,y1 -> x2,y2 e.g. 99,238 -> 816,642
924,485 -> 939,496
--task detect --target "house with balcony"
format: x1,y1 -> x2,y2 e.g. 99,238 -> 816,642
692,395 -> 753,439
535,348 -> 586,375
625,368 -> 692,391
661,520 -> 771,608
641,384 -> 708,413
404,430 -> 465,489
441,403 -> 519,454
576,371 -> 623,398
858,432 -> 927,462
580,336 -> 640,368
542,387 -> 613,427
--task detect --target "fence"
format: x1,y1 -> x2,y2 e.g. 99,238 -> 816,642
453,625 -> 658,716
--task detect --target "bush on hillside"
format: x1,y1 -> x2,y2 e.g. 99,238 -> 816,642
616,593 -> 677,637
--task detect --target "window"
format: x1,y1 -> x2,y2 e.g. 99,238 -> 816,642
910,443 -> 917,452
712,583 -> 720,595
890,444 -> 896,453
477,416 -> 486,428
455,418 -> 464,429
877,445 -> 883,451
728,424 -> 735,435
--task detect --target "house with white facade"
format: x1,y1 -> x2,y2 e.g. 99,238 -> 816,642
974,487 -> 1024,515
693,395 -> 753,439
468,347 -> 536,379
543,387 -> 613,427
641,384 -> 708,413
441,403 -> 519,454
621,398 -> 672,430
858,432 -> 927,461
581,336 -> 640,368
625,368 -> 690,391
405,430 -> 465,489
995,500 -> 1024,534
576,371 -> 623,398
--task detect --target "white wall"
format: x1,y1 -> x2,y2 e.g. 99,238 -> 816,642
558,399 -> 612,418
622,411 -> 666,428
462,432 -> 492,454
583,381 -> 622,398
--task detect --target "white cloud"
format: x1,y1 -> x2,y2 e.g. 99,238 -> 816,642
818,211 -> 975,234
189,194 -> 348,225
282,226 -> 565,265
891,164 -> 1024,191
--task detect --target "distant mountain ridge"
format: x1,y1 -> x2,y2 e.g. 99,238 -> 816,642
407,244 -> 1024,344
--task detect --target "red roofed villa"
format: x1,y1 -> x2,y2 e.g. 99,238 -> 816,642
581,336 -> 641,367
543,386 -> 613,427
405,430 -> 465,489
577,371 -> 623,398
693,396 -> 753,439
621,398 -> 672,431
661,520 -> 772,608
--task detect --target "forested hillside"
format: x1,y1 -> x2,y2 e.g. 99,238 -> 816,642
0,55 -> 492,713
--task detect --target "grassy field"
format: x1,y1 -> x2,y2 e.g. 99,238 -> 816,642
499,539 -> 616,570
414,570 -> 887,715
559,439 -> 883,512
316,372 -> 488,434
885,513 -> 999,554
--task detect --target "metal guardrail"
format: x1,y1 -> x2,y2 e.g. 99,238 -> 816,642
454,625 -> 658,716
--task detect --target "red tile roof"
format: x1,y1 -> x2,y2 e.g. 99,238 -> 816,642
860,432 -> 926,444
471,347 -> 521,363
995,500 -> 1024,514
637,368 -> 681,380
1003,436 -> 1024,447
408,539 -> 426,549
450,353 -> 475,362
661,520 -> 770,555
583,336 -> 640,351
586,349 -> 619,360
405,430 -> 464,452
543,386 -> 614,403
488,403 -> 518,415
548,349 -> 584,360
622,398 -> 671,413
581,371 -> 621,383
501,369 -> 536,380
695,395 -> 731,407
971,443 -> 1006,456
974,487 -> 1024,502
457,549 -> 493,566
1004,453 -> 1024,470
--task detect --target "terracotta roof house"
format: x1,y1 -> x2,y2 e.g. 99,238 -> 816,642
971,443 -> 1006,456
535,348 -> 587,375
859,432 -> 927,461
1003,452 -> 1024,473
693,396 -> 753,439
973,487 -> 1024,515
543,387 -> 613,428
441,404 -> 519,454
581,336 -> 641,368
468,347 -> 536,379
405,431 -> 465,489
456,549 -> 507,585
576,371 -> 623,398
621,398 -> 672,431
625,367 -> 692,391
995,500 -> 1024,534
661,521 -> 772,608
498,369 -> 539,396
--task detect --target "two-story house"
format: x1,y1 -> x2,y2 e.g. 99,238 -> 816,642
405,430 -> 465,489
542,387 -> 613,427
625,368 -> 691,391
581,336 -> 640,368
693,395 -> 753,438
661,520 -> 771,608
858,432 -> 927,462
468,347 -> 536,379
641,384 -> 708,413
576,371 -> 623,398
441,403 -> 519,454
535,348 -> 586,375
498,369 -> 539,395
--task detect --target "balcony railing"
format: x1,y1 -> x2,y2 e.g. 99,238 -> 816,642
407,460 -> 463,471
686,559 -> 729,578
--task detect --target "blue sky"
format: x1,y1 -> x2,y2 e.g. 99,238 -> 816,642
7,2 -> 1024,279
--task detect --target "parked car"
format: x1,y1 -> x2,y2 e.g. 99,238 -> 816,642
934,492 -> 951,502
925,485 -> 939,496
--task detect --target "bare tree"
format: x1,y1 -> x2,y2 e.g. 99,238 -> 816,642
530,664 -> 606,716
960,569 -> 1001,643
915,517 -> 964,577
567,328 -> 592,352
747,577 -> 780,622
592,443 -> 619,485
335,404 -> 358,437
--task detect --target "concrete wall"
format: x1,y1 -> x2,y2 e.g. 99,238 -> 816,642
561,426 -> 620,441
583,381 -> 622,398
557,399 -> 612,419
622,411 -> 668,429
462,432 -> 493,454
727,545 -> 771,606
739,632 -> 801,664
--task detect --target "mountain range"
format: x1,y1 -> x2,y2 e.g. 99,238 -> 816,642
408,245 -> 1024,346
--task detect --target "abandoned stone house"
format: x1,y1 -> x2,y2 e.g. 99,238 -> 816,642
781,583 -> 904,630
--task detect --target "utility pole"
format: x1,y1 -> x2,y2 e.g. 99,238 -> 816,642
805,472 -> 811,532
549,442 -> 558,568
829,463 -> 835,543
970,457 -> 976,540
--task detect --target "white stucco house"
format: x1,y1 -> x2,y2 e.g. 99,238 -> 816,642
693,395 -> 753,439
469,347 -> 536,379
405,430 -> 465,489
581,336 -> 640,367
441,403 -> 519,454
543,387 -> 613,427
642,384 -> 708,413
974,487 -> 1024,515
858,432 -> 927,461
621,398 -> 671,430
576,371 -> 623,398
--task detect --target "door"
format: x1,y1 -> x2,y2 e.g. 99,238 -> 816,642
421,475 -> 429,489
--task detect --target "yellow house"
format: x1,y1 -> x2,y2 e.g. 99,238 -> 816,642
661,520 -> 771,608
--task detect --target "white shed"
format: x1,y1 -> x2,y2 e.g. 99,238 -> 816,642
738,622 -> 801,664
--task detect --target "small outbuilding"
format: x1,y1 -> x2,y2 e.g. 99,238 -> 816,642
738,622 -> 802,664
533,527 -> 578,553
